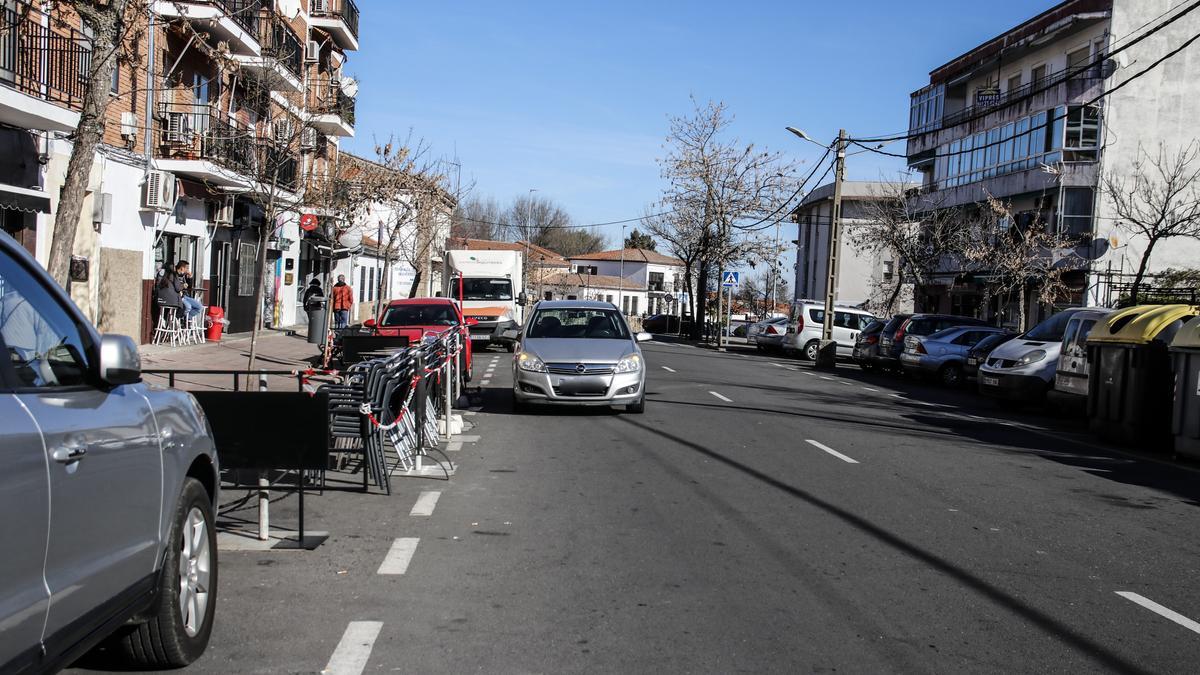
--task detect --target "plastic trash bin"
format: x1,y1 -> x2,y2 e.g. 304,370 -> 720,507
205,306 -> 225,342
1086,304 -> 1199,449
1171,316 -> 1200,459
306,298 -> 328,345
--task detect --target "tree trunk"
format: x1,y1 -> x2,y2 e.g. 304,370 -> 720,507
692,258 -> 708,340
47,1 -> 128,286
1018,284 -> 1028,333
244,222 -> 272,379
1130,237 -> 1159,305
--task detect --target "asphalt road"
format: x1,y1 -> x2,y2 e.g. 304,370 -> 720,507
72,341 -> 1200,674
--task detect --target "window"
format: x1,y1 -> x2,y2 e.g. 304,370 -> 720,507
909,83 -> 944,134
543,291 -> 553,301
237,243 -> 256,296
631,297 -> 638,315
1061,187 -> 1095,237
605,294 -> 613,304
622,296 -> 630,315
649,271 -> 664,291
1,248 -> 92,388
985,128 -> 1000,177
1067,46 -> 1091,72
1065,105 -> 1100,161
883,260 -> 894,281
1031,63 -> 1047,83
380,304 -> 458,327
367,267 -> 375,302
460,278 -> 513,301
1007,73 -> 1022,93
110,61 -> 120,94
527,308 -> 629,339
359,267 -> 366,302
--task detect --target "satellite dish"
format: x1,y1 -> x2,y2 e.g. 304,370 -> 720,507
337,229 -> 363,249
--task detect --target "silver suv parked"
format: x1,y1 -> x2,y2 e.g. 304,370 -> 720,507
1,232 -> 220,672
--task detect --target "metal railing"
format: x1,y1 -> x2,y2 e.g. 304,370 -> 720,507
156,102 -> 257,174
307,73 -> 355,125
309,0 -> 359,41
0,2 -> 90,111
260,16 -> 302,79
257,141 -> 298,191
215,0 -> 263,39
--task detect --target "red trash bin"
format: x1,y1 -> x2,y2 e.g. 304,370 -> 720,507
205,306 -> 225,342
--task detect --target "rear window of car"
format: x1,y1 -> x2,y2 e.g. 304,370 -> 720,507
381,304 -> 459,327
861,320 -> 884,335
882,315 -> 910,335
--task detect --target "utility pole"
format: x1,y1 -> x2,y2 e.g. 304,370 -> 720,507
815,129 -> 846,369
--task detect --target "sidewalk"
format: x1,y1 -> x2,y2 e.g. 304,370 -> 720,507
139,327 -> 328,392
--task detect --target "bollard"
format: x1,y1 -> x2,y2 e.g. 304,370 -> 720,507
258,371 -> 269,541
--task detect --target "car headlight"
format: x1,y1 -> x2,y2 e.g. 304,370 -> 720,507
517,352 -> 546,372
615,353 -> 642,373
1017,349 -> 1047,366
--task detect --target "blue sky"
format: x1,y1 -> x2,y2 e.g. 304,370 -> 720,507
344,0 -> 1053,261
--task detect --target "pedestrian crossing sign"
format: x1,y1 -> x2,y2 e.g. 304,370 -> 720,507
721,271 -> 739,287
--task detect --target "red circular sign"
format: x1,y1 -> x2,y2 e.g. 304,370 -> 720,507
299,213 -> 318,232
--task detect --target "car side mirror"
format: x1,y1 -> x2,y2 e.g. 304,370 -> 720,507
464,317 -> 479,326
98,334 -> 141,385
363,318 -> 377,329
502,329 -> 519,340
517,291 -> 529,306
636,332 -> 651,342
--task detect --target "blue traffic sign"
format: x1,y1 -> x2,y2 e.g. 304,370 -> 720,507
721,271 -> 739,287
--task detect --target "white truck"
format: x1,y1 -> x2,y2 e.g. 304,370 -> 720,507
445,249 -> 526,351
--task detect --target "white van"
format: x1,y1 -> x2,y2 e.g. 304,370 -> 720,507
977,308 -> 1088,403
782,300 -> 875,361
1053,308 -> 1115,400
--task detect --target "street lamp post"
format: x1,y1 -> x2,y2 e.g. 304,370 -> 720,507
618,223 -> 626,315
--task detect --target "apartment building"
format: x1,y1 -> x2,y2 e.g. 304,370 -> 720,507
904,0 -> 1200,325
792,180 -> 916,314
567,248 -> 687,317
0,0 -> 362,339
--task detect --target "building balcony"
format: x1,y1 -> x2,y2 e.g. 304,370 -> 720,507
154,102 -> 257,188
306,75 -> 355,137
0,2 -> 86,132
152,0 -> 264,56
309,0 -> 359,51
913,161 -> 1098,211
231,17 -> 304,94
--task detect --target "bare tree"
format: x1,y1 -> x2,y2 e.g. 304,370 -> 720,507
658,98 -> 796,339
1103,141 -> 1200,304
644,205 -> 703,321
451,196 -> 504,239
961,196 -> 1074,331
48,0 -> 146,286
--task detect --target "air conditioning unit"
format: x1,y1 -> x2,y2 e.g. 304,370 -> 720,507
163,112 -> 191,143
305,40 -> 319,62
120,112 -> 137,139
211,195 -> 234,225
311,0 -> 328,13
300,126 -> 317,150
142,170 -> 176,211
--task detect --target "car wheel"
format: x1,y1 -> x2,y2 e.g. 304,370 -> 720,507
112,477 -> 216,668
803,340 -> 820,361
626,395 -> 646,414
939,364 -> 964,387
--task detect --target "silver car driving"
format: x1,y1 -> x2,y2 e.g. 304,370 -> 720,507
510,300 -> 649,413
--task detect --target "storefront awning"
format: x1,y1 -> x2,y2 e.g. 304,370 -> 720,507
0,183 -> 50,214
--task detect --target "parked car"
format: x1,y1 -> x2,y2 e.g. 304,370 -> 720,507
782,300 -> 875,361
900,325 -> 1008,386
964,332 -> 1019,380
1051,308 -> 1115,403
978,308 -> 1089,403
364,297 -> 474,382
748,316 -> 789,351
643,314 -> 692,334
508,300 -> 650,412
878,313 -> 989,372
851,319 -> 886,370
1,231 -> 220,672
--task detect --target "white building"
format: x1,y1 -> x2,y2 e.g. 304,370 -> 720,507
567,248 -> 688,317
792,180 -> 916,314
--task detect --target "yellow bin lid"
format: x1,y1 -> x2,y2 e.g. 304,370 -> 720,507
1087,304 -> 1200,346
1171,315 -> 1200,351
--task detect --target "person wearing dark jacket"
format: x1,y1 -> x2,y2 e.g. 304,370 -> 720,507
156,271 -> 183,319
303,278 -> 324,311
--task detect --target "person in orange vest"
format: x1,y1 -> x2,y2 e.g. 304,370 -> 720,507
331,274 -> 354,328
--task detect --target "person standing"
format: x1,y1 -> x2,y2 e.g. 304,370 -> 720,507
331,274 -> 353,329
174,261 -> 203,320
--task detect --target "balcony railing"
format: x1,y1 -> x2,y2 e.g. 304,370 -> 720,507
257,142 -> 298,191
309,0 -> 359,41
215,0 -> 263,39
939,61 -> 1114,130
156,102 -> 256,174
307,74 -> 355,124
260,17 -> 302,79
0,2 -> 90,111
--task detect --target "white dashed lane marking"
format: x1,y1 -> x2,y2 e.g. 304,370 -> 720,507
409,491 -> 441,517
806,439 -> 860,464
377,538 -> 420,575
709,391 -> 733,403
1116,592 -> 1200,636
662,366 -> 676,372
323,621 -> 383,675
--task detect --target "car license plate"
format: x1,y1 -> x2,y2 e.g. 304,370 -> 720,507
967,357 -> 977,366
982,375 -> 999,387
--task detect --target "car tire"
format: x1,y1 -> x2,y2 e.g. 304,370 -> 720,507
626,396 -> 646,414
939,364 -> 964,387
112,477 -> 216,668
803,340 -> 820,361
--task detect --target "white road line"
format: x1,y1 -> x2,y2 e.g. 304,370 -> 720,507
323,621 -> 383,675
709,391 -> 733,403
409,491 -> 441,517
863,387 -> 880,392
891,393 -> 904,398
840,381 -> 854,385
480,379 -> 491,385
819,376 -> 836,381
771,362 -> 786,368
806,439 -> 860,464
1116,592 -> 1200,635
377,538 -> 420,575
662,366 -> 676,372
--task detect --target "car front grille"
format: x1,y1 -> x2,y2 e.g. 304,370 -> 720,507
545,362 -> 616,375
469,325 -> 494,336
987,358 -> 1017,368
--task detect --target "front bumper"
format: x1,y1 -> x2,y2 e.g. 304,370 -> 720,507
976,369 -> 1048,400
469,320 -> 518,345
513,368 -> 644,406
899,352 -> 938,374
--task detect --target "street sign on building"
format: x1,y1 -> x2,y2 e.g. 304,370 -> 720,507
721,271 -> 739,287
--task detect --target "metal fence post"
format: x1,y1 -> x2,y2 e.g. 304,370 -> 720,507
258,371 -> 269,541
415,350 -> 426,472
444,331 -> 454,439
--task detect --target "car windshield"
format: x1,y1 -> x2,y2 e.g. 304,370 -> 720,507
973,333 -> 1008,352
527,308 -> 629,339
381,304 -> 458,327
926,327 -> 962,342
1024,311 -> 1076,341
460,278 -> 513,301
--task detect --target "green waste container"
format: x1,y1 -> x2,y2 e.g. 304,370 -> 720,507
1086,304 -> 1199,449
1171,316 -> 1200,459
